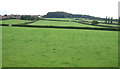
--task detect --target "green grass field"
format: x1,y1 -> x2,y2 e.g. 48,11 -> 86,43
2,19 -> 32,24
43,18 -> 73,21
40,18 -> 119,28
29,20 -> 105,28
43,18 -> 118,23
98,23 -> 119,27
2,26 -> 118,67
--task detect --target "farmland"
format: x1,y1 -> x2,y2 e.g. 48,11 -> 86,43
2,19 -> 32,24
29,20 -> 104,28
2,18 -> 118,67
39,18 -> 119,28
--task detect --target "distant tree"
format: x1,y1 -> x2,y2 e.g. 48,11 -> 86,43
110,17 -> 113,24
43,11 -> 117,21
92,20 -> 99,25
21,15 -> 39,20
44,12 -> 72,18
4,14 -> 7,16
105,16 -> 108,23
107,17 -> 110,23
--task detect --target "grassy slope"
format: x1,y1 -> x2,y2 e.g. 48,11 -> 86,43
29,20 -> 104,28
2,19 -> 32,24
2,26 -> 118,67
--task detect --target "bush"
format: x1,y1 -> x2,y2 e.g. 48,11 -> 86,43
92,20 -> 99,25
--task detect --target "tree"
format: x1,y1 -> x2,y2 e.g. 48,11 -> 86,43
107,17 -> 110,23
105,16 -> 108,23
4,14 -> 7,16
44,12 -> 72,18
110,17 -> 113,24
92,20 -> 99,25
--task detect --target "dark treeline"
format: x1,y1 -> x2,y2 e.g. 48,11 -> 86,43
43,11 -> 118,21
21,15 -> 39,20
1,18 -> 16,20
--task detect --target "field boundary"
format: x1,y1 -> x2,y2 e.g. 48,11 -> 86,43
0,24 -> 120,31
1,67 -> 119,69
40,19 -> 119,28
76,21 -> 119,28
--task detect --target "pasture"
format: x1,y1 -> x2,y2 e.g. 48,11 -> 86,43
2,19 -> 32,24
39,18 -> 119,29
2,25 -> 118,67
29,20 -> 105,28
1,18 -> 118,67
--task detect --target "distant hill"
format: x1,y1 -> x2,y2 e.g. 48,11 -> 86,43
44,11 -> 118,21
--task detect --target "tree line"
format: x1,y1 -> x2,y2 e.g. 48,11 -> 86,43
43,11 -> 118,21
105,16 -> 113,24
21,15 -> 39,20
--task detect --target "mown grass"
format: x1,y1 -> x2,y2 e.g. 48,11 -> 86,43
2,19 -> 32,24
2,26 -> 118,67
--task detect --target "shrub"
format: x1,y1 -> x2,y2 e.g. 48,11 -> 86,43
92,20 -> 99,25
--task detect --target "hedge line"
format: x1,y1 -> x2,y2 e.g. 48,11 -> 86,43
40,19 -> 119,28
76,22 -> 119,29
2,67 -> 119,69
6,24 -> 120,31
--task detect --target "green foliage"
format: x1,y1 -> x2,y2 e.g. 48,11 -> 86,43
21,15 -> 39,20
44,12 -> 72,18
92,20 -> 99,25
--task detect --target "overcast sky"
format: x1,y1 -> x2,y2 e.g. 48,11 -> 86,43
0,0 -> 119,19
